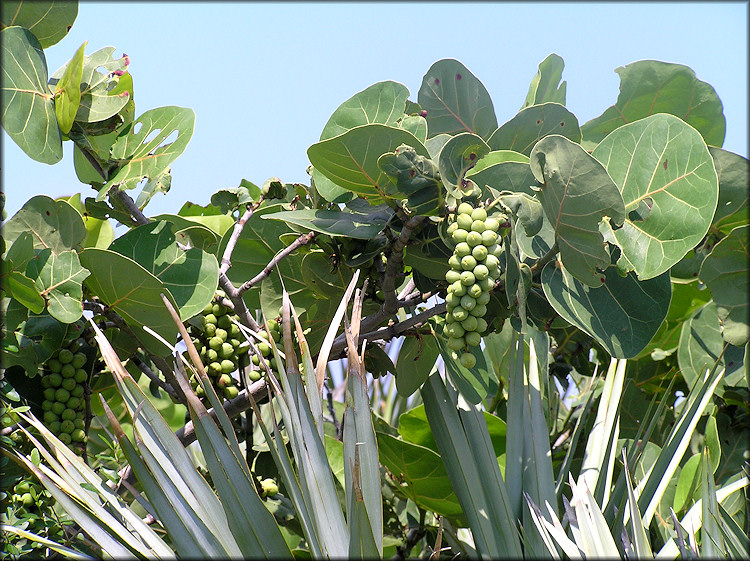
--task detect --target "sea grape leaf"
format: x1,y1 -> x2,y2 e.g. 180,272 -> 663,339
3,195 -> 86,253
210,180 -> 261,213
261,205 -> 394,239
319,80 -> 410,140
425,133 -> 452,161
134,169 -> 172,211
4,231 -> 35,272
25,248 -> 89,323
108,221 -> 219,321
311,167 -> 356,204
581,60 -> 726,150
529,135 -> 625,287
488,103 -> 581,156
404,224 -> 452,280
61,193 -> 115,249
0,26 -> 62,164
437,132 -> 490,196
541,260 -> 671,359
677,301 -> 745,391
398,114 -> 428,143
594,114 -> 719,280
307,124 -> 429,202
300,251 -> 353,300
418,59 -> 497,139
53,41 -> 85,134
375,432 -> 465,522
2,306 -> 68,373
79,248 -> 179,356
101,106 -> 195,197
708,147 -> 749,234
150,213 -> 220,253
50,46 -> 131,123
699,225 -> 749,346
1,0 -> 78,48
522,53 -> 567,109
395,335 -> 440,397
378,144 -> 444,216
3,271 -> 45,314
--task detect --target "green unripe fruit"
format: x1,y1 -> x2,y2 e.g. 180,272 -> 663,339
72,352 -> 87,369
470,219 -> 485,233
217,314 -> 233,330
48,373 -> 62,387
215,328 -> 228,342
67,396 -> 82,410
484,254 -> 500,272
457,202 -> 474,215
42,400 -> 53,411
207,348 -> 219,362
445,292 -> 460,308
21,492 -> 34,507
209,336 -> 223,350
54,388 -> 70,403
61,408 -> 76,421
471,244 -> 488,261
41,376 -> 52,388
266,319 -> 279,333
468,283 -> 483,298
48,421 -> 61,434
481,230 -> 498,246
447,336 -> 466,351
261,478 -> 279,497
452,228 -> 469,244
204,313 -> 218,326
51,401 -> 65,416
466,231 -> 483,247
470,304 -> 488,317
258,342 -> 271,357
478,277 -> 495,292
460,352 -> 477,369
221,359 -> 236,374
195,384 -> 206,397
208,362 -> 223,375
465,331 -> 482,347
248,369 -> 262,382
460,294 -> 477,311
44,388 -> 56,401
220,342 -> 235,359
71,429 -> 86,443
446,221 -> 458,236
450,281 -> 467,296
251,354 -> 260,366
74,418 -> 85,429
476,291 -> 491,306
62,377 -> 76,392
471,207 -> 487,222
60,420 -> 75,434
461,255 -> 477,271
212,303 -> 227,317
454,242 -> 471,257
47,359 -> 62,373
446,322 -> 465,339
475,318 -> 488,333
205,323 -> 217,337
58,432 -> 72,445
269,357 -> 278,370
74,369 -> 88,383
487,243 -> 502,257
43,411 -> 59,424
484,217 -> 500,232
456,213 -> 473,230
448,254 -> 462,270
460,271 -> 476,286
224,385 -> 240,400
217,374 -> 233,388
72,385 -> 85,399
229,324 -> 241,338
216,289 -> 226,299
474,264 -> 489,280
202,302 -> 215,315
58,349 -> 74,364
461,316 -> 478,332
452,307 -> 469,322
445,269 -> 462,284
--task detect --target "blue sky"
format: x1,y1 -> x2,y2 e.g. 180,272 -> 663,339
3,1 -> 748,218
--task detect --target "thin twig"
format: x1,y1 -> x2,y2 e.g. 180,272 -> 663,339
108,186 -> 150,226
220,202 -> 262,274
357,302 -> 447,345
218,271 -> 261,332
529,241 -> 559,276
130,355 -> 177,398
238,231 -> 317,293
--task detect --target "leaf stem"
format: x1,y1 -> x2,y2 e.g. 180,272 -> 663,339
529,241 -> 559,276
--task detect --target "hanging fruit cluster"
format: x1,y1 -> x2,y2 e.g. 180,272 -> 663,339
443,200 -> 508,368
40,337 -> 89,449
248,318 -> 281,382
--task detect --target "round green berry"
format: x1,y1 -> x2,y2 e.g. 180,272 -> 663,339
61,408 -> 77,422
470,219 -> 485,233
447,335 -> 466,351
54,388 -> 70,403
217,374 -> 233,388
460,271 -> 476,286
454,242 -> 471,257
60,420 -> 75,434
218,314 -> 233,330
72,352 -> 87,369
452,228 -> 469,244
42,400 -> 53,411
66,396 -> 82,411
451,307 -> 469,322
461,316 -> 478,332
470,304 -> 488,318
203,313 -> 218,326
51,401 -> 65,416
48,373 -> 62,388
209,336 -> 223,351
205,323 -> 217,337
248,369 -> 262,382
58,432 -> 72,445
460,294 -> 477,311
43,411 -> 59,424
450,281 -> 467,296
481,229 -> 498,246
62,377 -> 76,392
220,342 -> 235,359
71,429 -> 86,443
457,202 -> 474,215
44,388 -> 56,402
21,492 -> 35,507
58,349 -> 74,364
71,385 -> 85,398
446,221 -> 458,236
461,255 -> 477,271
460,352 -> 477,369
484,217 -> 500,232
456,213 -> 473,230
448,254 -> 462,270
466,231 -> 483,247
47,359 -> 62,373
471,244 -> 488,261
445,269 -> 462,284
465,331 -> 482,347
215,328 -> 228,343
468,283 -> 483,298
74,368 -> 88,383
474,264 -> 490,280
471,207 -> 487,222
221,359 -> 236,374
48,420 -> 61,434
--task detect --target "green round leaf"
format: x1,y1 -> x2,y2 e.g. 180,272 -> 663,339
488,102 -> 581,156
3,195 -> 86,253
437,132 -> 490,195
1,0 -> 78,48
522,53 -> 567,109
594,114 -> 719,280
25,248 -> 90,323
261,206 -> 394,240
708,147 -> 749,233
395,335 -> 440,397
541,260 -> 672,359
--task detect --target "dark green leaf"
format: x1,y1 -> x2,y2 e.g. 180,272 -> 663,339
0,26 -> 62,163
594,114 -> 718,280
3,195 -> 86,253
378,145 -> 444,216
1,0 -> 78,48
53,41 -> 85,134
709,147 -> 749,234
25,248 -> 89,323
437,132 -> 490,196
530,135 -> 625,286
3,271 -> 45,314
311,167 -> 356,204
418,59 -> 497,139
4,231 -> 35,272
262,206 -> 393,240
395,335 -> 440,397
522,53 -> 567,109
488,103 -> 581,156
581,60 -> 725,150
542,260 -> 671,359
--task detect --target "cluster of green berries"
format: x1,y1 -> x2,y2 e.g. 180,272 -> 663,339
9,478 -> 52,511
187,291 -> 247,400
248,318 -> 281,382
444,201 -> 507,368
40,339 -> 88,447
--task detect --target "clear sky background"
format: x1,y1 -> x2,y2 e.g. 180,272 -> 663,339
3,1 -> 748,219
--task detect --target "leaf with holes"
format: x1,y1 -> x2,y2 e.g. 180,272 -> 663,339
699,225 -> 749,346
25,248 -> 90,324
101,106 -> 195,198
3,196 -> 86,254
581,60 -> 726,150
438,132 -> 490,196
522,53 -> 567,109
79,248 -> 180,356
108,221 -> 219,321
50,46 -> 131,124
1,0 -> 78,48
0,27 -> 62,164
594,114 -> 718,280
307,124 -> 429,202
488,103 -> 581,157
542,260 -> 671,359
319,80 -> 410,140
378,145 -> 444,215
530,135 -> 625,287
418,59 -> 497,139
